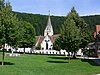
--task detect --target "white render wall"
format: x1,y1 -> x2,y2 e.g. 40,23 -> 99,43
4,43 -> 11,51
17,48 -> 31,53
41,35 -> 53,50
44,31 -> 53,36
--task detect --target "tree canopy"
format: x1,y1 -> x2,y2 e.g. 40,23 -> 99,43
0,0 -> 36,48
0,0 -> 18,46
54,7 -> 89,58
13,10 -> 100,42
17,21 -> 36,47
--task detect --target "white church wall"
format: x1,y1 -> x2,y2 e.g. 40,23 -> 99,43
41,36 -> 53,50
41,41 -> 46,50
47,40 -> 53,50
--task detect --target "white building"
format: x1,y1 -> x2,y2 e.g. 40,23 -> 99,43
35,14 -> 59,50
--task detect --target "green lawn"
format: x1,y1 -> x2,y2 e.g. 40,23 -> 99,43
0,54 -> 100,75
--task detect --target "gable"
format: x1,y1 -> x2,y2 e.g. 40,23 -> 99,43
35,34 -> 60,47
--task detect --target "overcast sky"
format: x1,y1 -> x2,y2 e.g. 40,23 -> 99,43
9,0 -> 100,16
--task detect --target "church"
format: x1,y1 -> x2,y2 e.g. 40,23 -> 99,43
35,14 -> 59,50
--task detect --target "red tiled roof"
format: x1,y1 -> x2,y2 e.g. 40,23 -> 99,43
48,34 -> 60,43
35,34 -> 60,47
35,35 -> 45,44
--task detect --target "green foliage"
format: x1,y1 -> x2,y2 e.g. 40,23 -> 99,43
53,37 -> 61,50
80,39 -> 88,48
13,10 -> 100,42
82,15 -> 100,30
14,12 -> 96,42
17,21 -> 36,48
36,43 -> 41,50
60,17 -> 81,51
14,12 -> 65,35
0,0 -> 5,9
0,1 -> 36,64
66,7 -> 88,37
0,0 -> 36,48
0,0 -> 19,46
54,7 -> 88,58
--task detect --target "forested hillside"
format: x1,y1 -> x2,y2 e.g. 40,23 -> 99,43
82,15 -> 100,30
14,12 -> 65,35
14,11 -> 100,35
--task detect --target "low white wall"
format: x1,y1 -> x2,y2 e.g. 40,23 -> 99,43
32,50 -> 69,55
77,49 -> 83,56
17,48 -> 31,53
2,46 -> 83,56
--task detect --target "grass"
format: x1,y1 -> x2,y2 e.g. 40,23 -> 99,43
0,53 -> 100,75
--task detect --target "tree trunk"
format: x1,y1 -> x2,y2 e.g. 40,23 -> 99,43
23,43 -> 25,54
2,46 -> 5,66
23,47 -> 25,54
73,51 -> 76,59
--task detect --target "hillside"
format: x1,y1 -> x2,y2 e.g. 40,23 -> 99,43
14,12 -> 65,35
82,15 -> 100,30
14,11 -> 100,35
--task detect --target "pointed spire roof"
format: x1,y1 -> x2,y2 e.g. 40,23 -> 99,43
46,14 -> 52,31
44,11 -> 53,36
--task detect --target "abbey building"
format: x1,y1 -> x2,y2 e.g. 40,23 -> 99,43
35,14 -> 59,50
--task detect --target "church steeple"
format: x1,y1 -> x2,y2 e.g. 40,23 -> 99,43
44,11 -> 53,36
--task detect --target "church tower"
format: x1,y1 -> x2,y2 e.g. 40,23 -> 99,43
44,11 -> 53,36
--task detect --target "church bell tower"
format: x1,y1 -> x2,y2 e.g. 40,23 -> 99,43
44,11 -> 53,36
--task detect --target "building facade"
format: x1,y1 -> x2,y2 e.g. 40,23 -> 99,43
35,14 -> 59,50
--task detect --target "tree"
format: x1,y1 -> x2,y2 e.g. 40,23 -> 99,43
36,43 -> 41,50
53,37 -> 61,50
17,21 -> 36,54
54,7 -> 88,58
69,7 -> 92,42
0,0 -> 19,45
62,18 -> 80,58
0,0 -> 19,65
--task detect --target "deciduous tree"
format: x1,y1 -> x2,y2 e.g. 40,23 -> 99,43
0,0 -> 20,65
17,21 -> 36,54
54,7 -> 88,58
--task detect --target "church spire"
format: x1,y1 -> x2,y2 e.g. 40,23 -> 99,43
49,10 -> 50,16
44,11 -> 53,36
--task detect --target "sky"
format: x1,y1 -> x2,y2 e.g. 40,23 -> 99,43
8,0 -> 100,16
